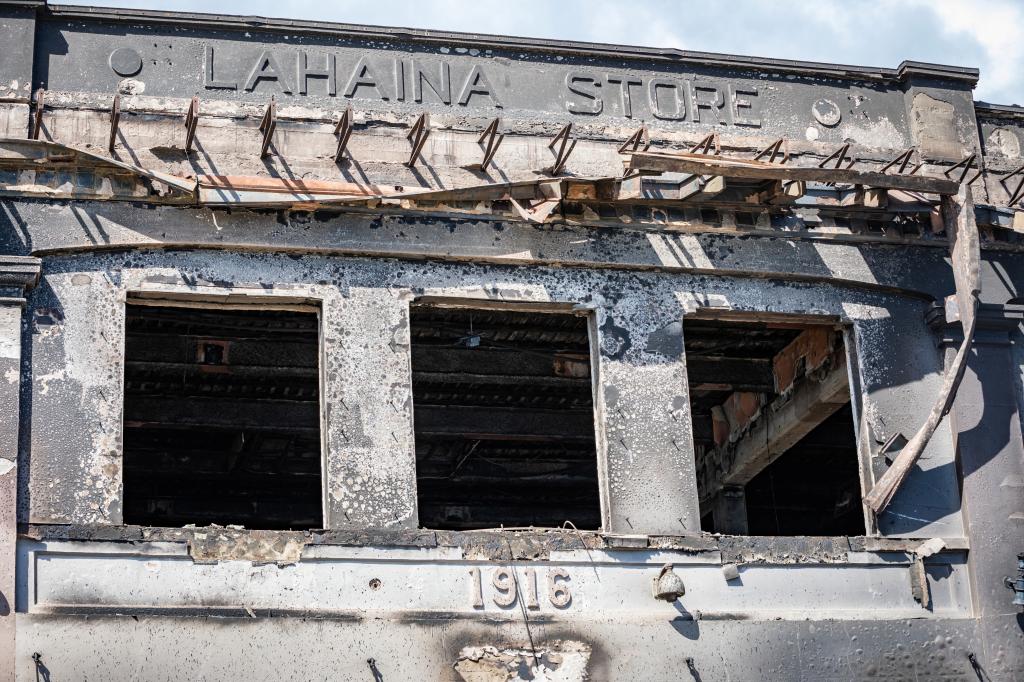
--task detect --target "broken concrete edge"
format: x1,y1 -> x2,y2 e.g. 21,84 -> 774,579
19,523 -> 969,564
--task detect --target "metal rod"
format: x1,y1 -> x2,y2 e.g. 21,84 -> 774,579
108,93 -> 121,154
405,112 -> 430,167
617,125 -> 650,154
184,96 -> 199,153
30,88 -> 45,141
334,103 -> 354,162
477,117 -> 505,170
259,97 -> 277,159
548,123 -> 577,175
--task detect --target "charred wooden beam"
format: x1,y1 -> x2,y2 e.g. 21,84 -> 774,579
124,395 -> 318,431
411,346 -> 587,378
863,185 -> 981,514
686,355 -> 774,392
414,405 -> 594,442
702,354 -> 850,503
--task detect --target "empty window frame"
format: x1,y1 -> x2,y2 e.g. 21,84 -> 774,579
410,304 -> 601,530
121,302 -> 324,530
685,315 -> 865,536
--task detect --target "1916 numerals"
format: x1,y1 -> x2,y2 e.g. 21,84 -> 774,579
468,567 -> 572,609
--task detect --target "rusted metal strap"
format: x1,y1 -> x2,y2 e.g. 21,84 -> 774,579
617,125 -> 649,155
405,112 -> 430,167
334,103 -> 354,162
862,184 -> 981,515
30,88 -> 45,141
108,93 -> 121,154
548,123 -> 577,175
259,97 -> 277,158
477,117 -> 504,170
184,96 -> 200,153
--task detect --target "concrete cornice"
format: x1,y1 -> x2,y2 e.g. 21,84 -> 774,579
31,2 -> 980,86
0,255 -> 42,292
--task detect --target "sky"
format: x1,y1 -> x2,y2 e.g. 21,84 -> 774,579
57,0 -> 1024,106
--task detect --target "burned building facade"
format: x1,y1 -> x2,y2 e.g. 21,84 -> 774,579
0,1 -> 1023,679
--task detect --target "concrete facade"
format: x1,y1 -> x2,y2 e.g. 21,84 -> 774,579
0,2 -> 1022,679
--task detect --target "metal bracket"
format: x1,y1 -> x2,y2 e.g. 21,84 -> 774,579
818,143 -> 855,170
999,165 -> 1024,206
548,123 -> 577,175
184,96 -> 199,153
880,147 -> 918,175
477,117 -> 504,170
944,153 -> 980,185
877,431 -> 908,466
259,97 -> 277,159
818,143 -> 856,187
617,125 -> 650,154
690,132 -> 720,155
334,103 -> 354,163
753,138 -> 788,164
108,93 -> 121,154
405,112 -> 430,168
30,88 -> 45,141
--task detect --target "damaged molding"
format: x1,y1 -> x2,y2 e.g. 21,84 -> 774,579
863,186 -> 981,515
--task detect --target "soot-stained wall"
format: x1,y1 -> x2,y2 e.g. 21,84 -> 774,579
16,245 -> 977,537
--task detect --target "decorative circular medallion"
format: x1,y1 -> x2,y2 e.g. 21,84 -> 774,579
812,98 -> 842,127
108,47 -> 143,77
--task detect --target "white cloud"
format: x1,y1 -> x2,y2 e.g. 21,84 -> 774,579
912,0 -> 1024,103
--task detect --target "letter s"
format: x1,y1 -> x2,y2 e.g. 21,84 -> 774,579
566,72 -> 602,115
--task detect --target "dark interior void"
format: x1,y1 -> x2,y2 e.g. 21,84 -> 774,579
743,405 -> 865,535
687,317 -> 865,536
122,304 -> 323,530
410,305 -> 601,530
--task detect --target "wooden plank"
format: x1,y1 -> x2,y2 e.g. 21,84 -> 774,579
863,186 -> 981,514
629,151 -> 960,195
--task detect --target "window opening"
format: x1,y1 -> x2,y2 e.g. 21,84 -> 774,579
685,316 -> 864,536
410,304 -> 601,530
122,303 -> 323,530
